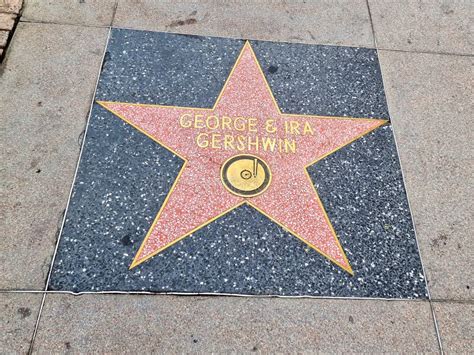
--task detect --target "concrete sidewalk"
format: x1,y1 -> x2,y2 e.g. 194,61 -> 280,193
1,0 -> 472,353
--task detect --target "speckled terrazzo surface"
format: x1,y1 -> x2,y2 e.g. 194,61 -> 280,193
49,29 -> 427,298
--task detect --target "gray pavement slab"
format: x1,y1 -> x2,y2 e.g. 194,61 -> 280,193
0,23 -> 108,289
0,293 -> 43,353
113,0 -> 374,48
369,0 -> 474,55
21,0 -> 117,27
33,294 -> 439,353
378,50 -> 473,300
433,301 -> 474,353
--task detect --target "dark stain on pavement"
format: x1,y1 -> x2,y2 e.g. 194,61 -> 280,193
168,18 -> 197,28
17,307 -> 31,318
268,65 -> 278,74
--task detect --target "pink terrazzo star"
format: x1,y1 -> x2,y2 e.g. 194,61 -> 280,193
98,42 -> 386,274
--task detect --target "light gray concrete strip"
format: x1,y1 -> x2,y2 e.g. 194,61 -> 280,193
33,294 -> 438,352
433,301 -> 473,352
369,0 -> 473,55
113,0 -> 374,48
21,0 -> 117,27
378,50 -> 473,300
0,293 -> 43,353
0,23 -> 109,289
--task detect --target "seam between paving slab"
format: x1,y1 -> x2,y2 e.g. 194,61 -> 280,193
110,0 -> 119,28
19,18 -> 108,28
364,0 -> 377,49
376,47 -> 474,58
2,289 -> 473,305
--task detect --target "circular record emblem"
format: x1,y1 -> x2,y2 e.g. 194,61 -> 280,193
221,154 -> 271,197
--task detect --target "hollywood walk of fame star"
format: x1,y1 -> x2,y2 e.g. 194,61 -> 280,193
98,41 -> 387,274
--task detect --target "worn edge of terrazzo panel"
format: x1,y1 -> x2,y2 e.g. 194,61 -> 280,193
47,28 -> 428,299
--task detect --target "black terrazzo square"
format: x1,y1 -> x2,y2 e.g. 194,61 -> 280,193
49,28 -> 427,298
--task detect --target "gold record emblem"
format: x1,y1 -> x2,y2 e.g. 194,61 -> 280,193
221,154 -> 271,197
